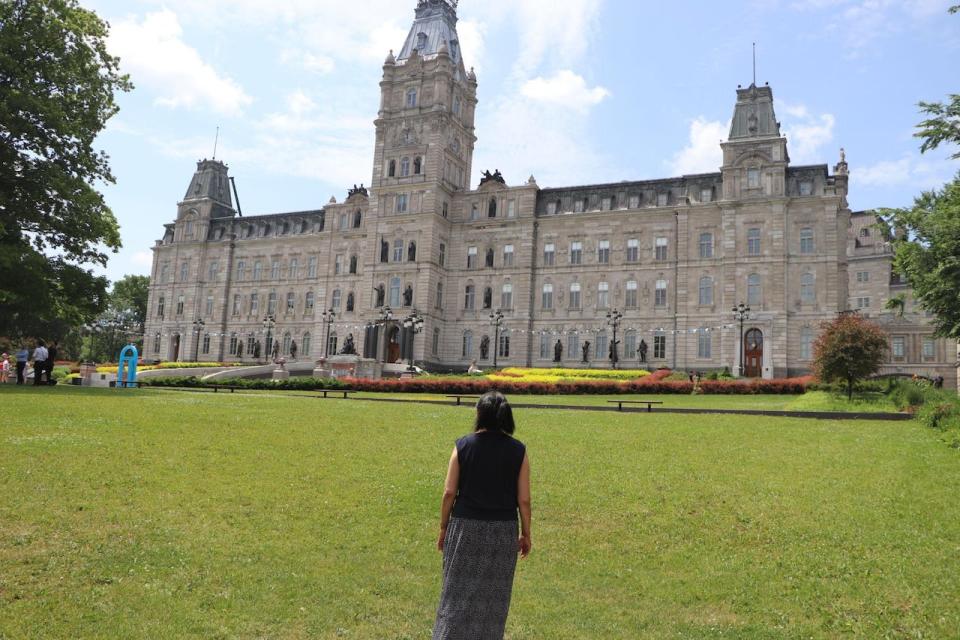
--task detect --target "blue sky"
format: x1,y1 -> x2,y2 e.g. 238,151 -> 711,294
85,0 -> 960,283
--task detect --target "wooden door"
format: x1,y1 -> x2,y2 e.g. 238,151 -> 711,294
387,327 -> 401,363
744,328 -> 763,377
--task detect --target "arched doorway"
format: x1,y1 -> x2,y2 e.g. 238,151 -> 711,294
170,334 -> 181,362
387,326 -> 401,363
744,328 -> 763,378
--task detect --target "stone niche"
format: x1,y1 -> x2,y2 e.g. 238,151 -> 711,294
314,355 -> 382,380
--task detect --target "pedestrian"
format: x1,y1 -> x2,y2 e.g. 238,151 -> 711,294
15,344 -> 29,385
0,353 -> 9,384
45,340 -> 58,385
32,339 -> 49,386
433,391 -> 532,639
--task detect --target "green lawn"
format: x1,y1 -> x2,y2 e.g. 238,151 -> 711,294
1,386 -> 957,639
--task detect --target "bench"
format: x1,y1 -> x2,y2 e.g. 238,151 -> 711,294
209,384 -> 244,393
606,400 -> 664,413
317,389 -> 357,399
446,395 -> 481,406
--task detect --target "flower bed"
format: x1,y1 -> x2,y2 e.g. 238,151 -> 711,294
489,367 -> 651,383
95,362 -> 243,374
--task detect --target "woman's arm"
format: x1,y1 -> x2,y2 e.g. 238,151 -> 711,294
517,452 -> 532,558
437,446 -> 459,552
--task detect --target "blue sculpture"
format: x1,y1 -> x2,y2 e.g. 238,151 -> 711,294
117,344 -> 139,388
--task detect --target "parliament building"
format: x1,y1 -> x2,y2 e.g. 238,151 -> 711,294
143,0 -> 957,386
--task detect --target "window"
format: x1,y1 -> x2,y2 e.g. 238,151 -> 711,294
157,296 -> 165,318
801,273 -> 815,303
350,255 -> 359,273
482,287 -> 493,309
268,292 -> 277,315
700,187 -> 713,203
229,334 -> 238,356
892,336 -> 905,359
180,262 -> 188,281
574,199 -> 584,213
657,192 -> 668,207
800,327 -> 814,360
860,227 -> 871,238
353,211 -> 362,228
499,331 -> 510,358
747,168 -> 761,189
208,261 -> 219,281
289,258 -> 298,279
654,332 -> 666,359
271,261 -> 280,280
697,329 -> 712,359
302,333 -> 311,357
855,296 -> 871,309
235,261 -> 245,281
567,333 -> 579,359
655,237 -> 668,261
462,331 -> 473,358
598,240 -> 610,264
655,280 -> 667,307
485,248 -> 495,268
626,239 -> 639,262
388,160 -> 396,177
597,282 -> 610,309
453,96 -> 461,115
923,338 -> 936,359
629,195 -> 640,209
601,197 -> 612,211
569,283 -> 581,309
488,198 -> 497,218
432,328 -> 440,356
467,246 -> 478,269
507,200 -> 516,218
625,281 -> 638,308
542,284 -> 554,310
501,283 -> 513,309
232,294 -> 241,316
503,245 -> 514,267
595,334 -> 608,360
699,233 -> 713,258
747,274 -> 761,306
251,261 -> 262,281
282,332 -> 292,356
570,241 -> 582,265
389,278 -> 401,307
464,285 -> 475,310
184,219 -> 194,239
250,293 -> 258,314
153,333 -> 161,354
393,241 -> 403,263
176,294 -> 185,316
346,292 -> 354,312
327,332 -> 338,357
539,333 -> 551,359
206,295 -> 214,317
330,288 -> 342,310
436,282 -> 443,309
406,88 -> 417,108
396,194 -> 408,213
747,228 -> 761,256
856,271 -> 870,283
699,276 -> 713,306
413,157 -> 422,175
334,255 -> 343,275
305,292 -> 315,313
624,331 -> 637,358
442,202 -> 449,218
161,264 -> 169,283
401,157 -> 410,177
546,202 -> 557,216
308,257 -> 318,278
543,243 -> 555,266
247,334 -> 256,356
799,180 -> 813,196
800,228 -> 815,254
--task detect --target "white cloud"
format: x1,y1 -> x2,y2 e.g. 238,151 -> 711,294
783,114 -> 836,164
109,10 -> 252,117
520,70 -> 610,112
131,250 -> 154,268
853,153 -> 952,188
669,117 -> 728,176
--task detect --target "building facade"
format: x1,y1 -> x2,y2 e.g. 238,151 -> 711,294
143,0 -> 956,386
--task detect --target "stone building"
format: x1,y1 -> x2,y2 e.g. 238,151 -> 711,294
143,0 -> 956,386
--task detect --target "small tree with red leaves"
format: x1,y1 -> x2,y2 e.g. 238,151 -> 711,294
813,314 -> 889,400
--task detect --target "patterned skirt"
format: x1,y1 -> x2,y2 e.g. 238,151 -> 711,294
433,517 -> 519,640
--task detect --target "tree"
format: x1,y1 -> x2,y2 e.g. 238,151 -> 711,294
884,294 -> 906,319
81,275 -> 150,363
110,275 -> 150,328
0,0 -> 132,338
813,314 -> 889,400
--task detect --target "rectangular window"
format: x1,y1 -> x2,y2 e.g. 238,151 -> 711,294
597,282 -> 610,309
569,241 -> 582,265
629,195 -> 640,209
467,246 -> 478,269
389,279 -> 400,308
573,199 -> 584,213
335,255 -> 343,275
432,328 -> 440,356
800,228 -> 815,254
800,329 -> 814,360
799,181 -> 813,196
567,333 -> 579,359
157,296 -> 165,318
595,334 -> 608,360
202,334 -> 210,355
268,292 -> 277,315
546,202 -> 557,215
208,261 -> 218,281
698,330 -> 712,359
499,334 -> 510,358
233,294 -> 241,316
699,233 -> 713,259
308,257 -> 318,278
625,281 -> 638,308
436,282 -> 443,310
501,284 -> 513,310
748,168 -> 761,188
470,204 -> 479,221
856,297 -> 871,309
176,294 -> 185,316
856,271 -> 870,283
286,292 -> 295,312
597,240 -> 610,264
923,338 -> 935,359
655,237 -> 668,261
250,293 -> 258,314
601,197 -> 612,211
271,261 -> 280,280
439,243 -> 446,267
542,284 -> 553,310
747,228 -> 761,256
503,245 -> 514,267
393,241 -> 403,263
657,192 -> 668,207
252,261 -> 262,281
700,187 -> 713,203
624,332 -> 637,358
543,243 -> 555,266
396,194 -> 408,213
464,286 -> 475,310
654,333 -> 666,359
626,239 -> 639,262
892,336 -> 905,359
236,261 -> 246,281
289,258 -> 298,279
180,262 -> 188,282
655,280 -> 667,307
507,200 -> 516,218
206,295 -> 214,317
569,284 -> 581,310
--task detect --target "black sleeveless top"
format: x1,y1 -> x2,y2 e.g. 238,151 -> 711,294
452,431 -> 526,521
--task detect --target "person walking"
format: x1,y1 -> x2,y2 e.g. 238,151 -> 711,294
0,353 -> 9,384
44,340 -> 58,384
433,391 -> 532,640
15,344 -> 29,384
32,340 -> 48,386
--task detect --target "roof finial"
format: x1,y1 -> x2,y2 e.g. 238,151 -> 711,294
752,42 -> 756,86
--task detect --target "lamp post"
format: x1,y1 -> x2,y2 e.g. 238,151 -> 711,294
489,309 -> 505,369
262,315 -> 276,363
732,302 -> 751,377
192,318 -> 205,362
322,308 -> 336,357
374,305 -> 393,363
606,308 -> 624,369
402,309 -> 424,371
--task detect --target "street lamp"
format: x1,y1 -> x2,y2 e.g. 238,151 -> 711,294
192,318 -> 205,362
732,302 -> 751,377
606,308 -> 624,369
322,308 -> 336,357
489,309 -> 505,369
262,314 -> 276,363
378,305 -> 394,324
402,309 -> 425,370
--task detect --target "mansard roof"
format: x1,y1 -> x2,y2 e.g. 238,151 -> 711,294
729,83 -> 782,140
397,0 -> 463,66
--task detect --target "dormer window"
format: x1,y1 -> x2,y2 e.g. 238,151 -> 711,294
657,192 -> 669,207
416,32 -> 428,51
747,168 -> 761,189
406,88 -> 417,108
546,202 -> 556,215
799,180 -> 813,196
700,187 -> 713,203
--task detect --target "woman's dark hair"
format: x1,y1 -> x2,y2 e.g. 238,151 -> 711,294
474,391 -> 515,435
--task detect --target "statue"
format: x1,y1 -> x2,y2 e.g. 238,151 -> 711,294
290,340 -> 297,360
403,285 -> 414,307
253,341 -> 261,359
272,340 -> 280,361
478,168 -> 506,187
554,340 -> 563,363
380,239 -> 389,263
340,334 -> 357,355
483,287 -> 492,309
236,341 -> 243,360
581,341 -> 591,363
638,339 -> 648,363
480,335 -> 490,360
375,284 -> 386,307
347,183 -> 368,198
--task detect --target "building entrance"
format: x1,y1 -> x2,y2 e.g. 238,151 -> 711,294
744,328 -> 763,378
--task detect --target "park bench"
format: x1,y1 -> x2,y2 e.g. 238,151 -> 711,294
606,399 -> 664,413
445,395 -> 481,406
317,389 -> 357,399
209,384 -> 244,393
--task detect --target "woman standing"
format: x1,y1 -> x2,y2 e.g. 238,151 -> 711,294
433,392 -> 532,639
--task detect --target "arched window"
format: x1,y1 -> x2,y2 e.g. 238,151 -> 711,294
388,160 -> 396,177
436,282 -> 443,309
801,272 -> 815,303
327,331 -> 338,357
253,261 -> 262,281
462,330 -> 473,358
483,287 -> 493,309
488,198 -> 497,218
413,157 -> 422,175
800,228 -> 815,254
597,282 -> 610,308
408,241 -> 417,262
800,326 -> 814,360
332,289 -> 342,309
569,283 -> 581,309
305,291 -> 315,312
282,332 -> 292,356
153,332 -> 161,353
699,276 -> 714,305
346,292 -> 355,312
747,274 -> 761,306
406,88 -> 417,108
302,333 -> 312,357
353,210 -> 362,228
349,255 -> 358,274
401,157 -> 411,177
498,330 -> 510,358
390,277 -> 401,307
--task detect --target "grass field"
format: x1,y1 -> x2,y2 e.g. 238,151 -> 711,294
1,386 -> 957,639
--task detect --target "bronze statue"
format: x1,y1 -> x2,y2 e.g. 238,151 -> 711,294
375,284 -> 386,307
340,334 -> 357,355
480,335 -> 490,360
554,340 -> 563,363
638,339 -> 648,363
403,285 -> 414,307
582,341 -> 591,363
